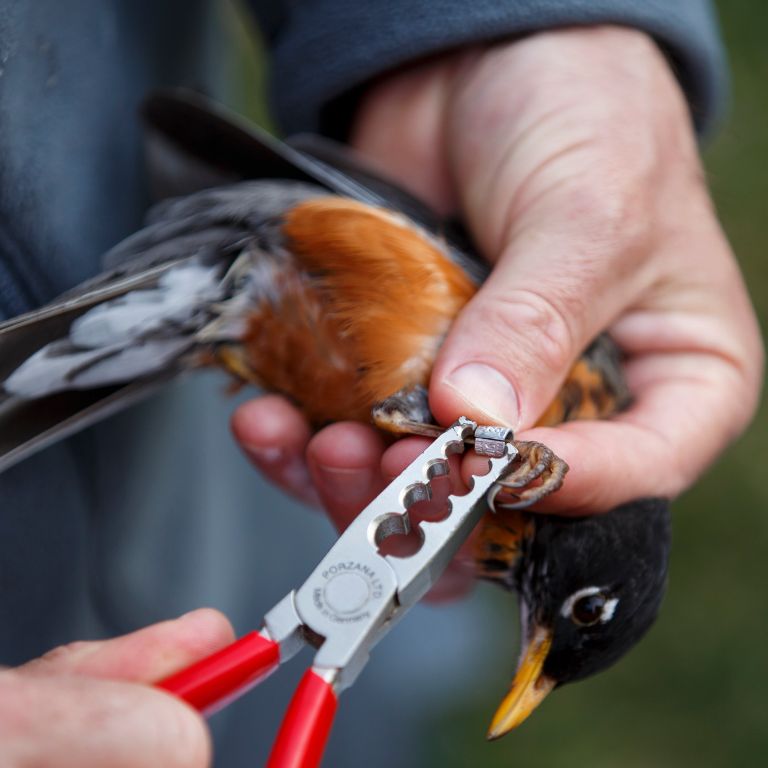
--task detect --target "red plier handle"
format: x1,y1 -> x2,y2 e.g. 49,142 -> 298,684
155,420 -> 512,766
156,631 -> 338,768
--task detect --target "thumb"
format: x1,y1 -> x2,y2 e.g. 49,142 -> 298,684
0,673 -> 212,768
429,228 -> 631,430
0,610 -> 235,768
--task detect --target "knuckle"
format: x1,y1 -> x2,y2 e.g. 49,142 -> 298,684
31,640 -> 93,671
557,170 -> 652,259
474,288 -> 577,373
43,640 -> 91,660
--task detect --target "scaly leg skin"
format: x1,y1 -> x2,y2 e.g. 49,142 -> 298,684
371,385 -> 444,438
373,387 -> 568,510
489,441 -> 569,511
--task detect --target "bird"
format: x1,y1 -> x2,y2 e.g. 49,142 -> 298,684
0,90 -> 671,740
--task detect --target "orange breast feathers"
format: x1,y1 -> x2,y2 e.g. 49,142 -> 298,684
255,198 -> 477,420
232,196 -> 621,431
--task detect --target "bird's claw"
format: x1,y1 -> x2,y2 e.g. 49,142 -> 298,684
489,441 -> 568,511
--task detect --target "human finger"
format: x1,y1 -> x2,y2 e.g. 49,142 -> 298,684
381,437 -> 477,601
231,394 -> 320,506
21,608 -> 235,684
306,422 -> 388,532
461,349 -> 759,514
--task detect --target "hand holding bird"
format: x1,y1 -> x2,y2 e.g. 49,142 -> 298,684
229,27 -> 762,734
241,26 -> 761,522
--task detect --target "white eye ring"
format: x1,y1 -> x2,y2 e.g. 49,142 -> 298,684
560,586 -> 619,625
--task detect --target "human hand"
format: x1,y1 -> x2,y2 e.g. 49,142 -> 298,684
233,27 -> 761,528
0,609 -> 234,768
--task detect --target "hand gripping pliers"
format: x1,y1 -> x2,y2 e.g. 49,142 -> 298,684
156,418 -> 518,767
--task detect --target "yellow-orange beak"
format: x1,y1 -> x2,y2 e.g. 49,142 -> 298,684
487,625 -> 556,740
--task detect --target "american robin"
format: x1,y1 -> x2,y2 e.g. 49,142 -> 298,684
0,91 -> 671,740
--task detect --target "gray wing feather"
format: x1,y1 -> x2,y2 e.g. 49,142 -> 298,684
0,90 -> 486,472
0,259 -> 186,382
0,179 -> 331,470
142,90 -> 489,284
0,181 -> 328,384
4,258 -> 225,398
104,181 -> 326,268
287,134 -> 491,285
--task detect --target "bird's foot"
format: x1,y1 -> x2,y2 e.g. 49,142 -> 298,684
372,389 -> 567,509
490,441 -> 569,511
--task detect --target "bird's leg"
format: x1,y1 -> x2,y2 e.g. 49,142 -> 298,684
371,384 -> 443,438
372,386 -> 568,508
490,441 -> 569,511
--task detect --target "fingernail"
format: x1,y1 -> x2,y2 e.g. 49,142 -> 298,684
281,456 -> 322,506
245,445 -> 284,464
314,465 -> 376,506
444,363 -> 520,428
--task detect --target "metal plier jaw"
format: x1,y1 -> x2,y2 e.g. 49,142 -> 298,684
265,418 -> 517,692
157,418 -> 517,767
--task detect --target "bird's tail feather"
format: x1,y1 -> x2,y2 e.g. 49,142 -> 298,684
0,371 -> 180,474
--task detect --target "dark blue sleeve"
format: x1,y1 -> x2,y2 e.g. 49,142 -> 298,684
246,0 -> 726,138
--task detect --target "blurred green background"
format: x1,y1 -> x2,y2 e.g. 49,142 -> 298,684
223,1 -> 768,765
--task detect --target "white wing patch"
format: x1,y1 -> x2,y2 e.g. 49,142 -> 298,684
4,261 -> 224,398
70,263 -> 221,348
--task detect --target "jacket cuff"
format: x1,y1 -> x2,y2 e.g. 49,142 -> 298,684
257,0 -> 726,138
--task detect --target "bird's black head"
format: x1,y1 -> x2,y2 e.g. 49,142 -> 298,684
487,498 -> 671,738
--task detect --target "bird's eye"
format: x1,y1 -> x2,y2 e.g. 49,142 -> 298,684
572,594 -> 607,626
561,586 -> 618,627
